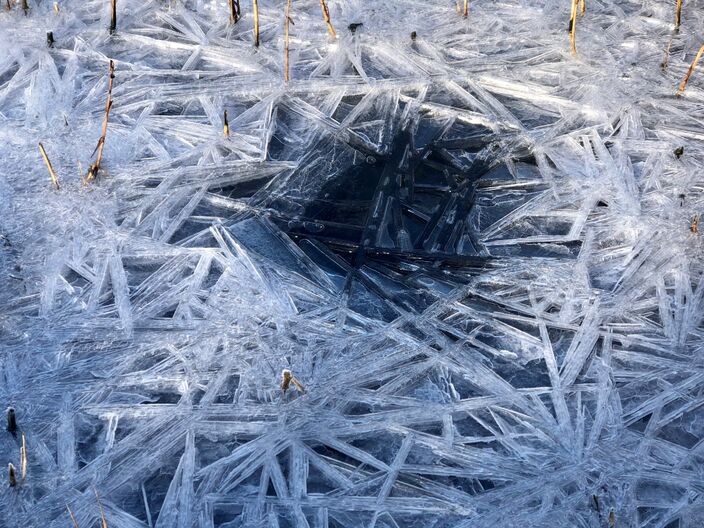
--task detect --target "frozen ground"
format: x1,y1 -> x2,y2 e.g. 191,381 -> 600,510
1,0 -> 704,527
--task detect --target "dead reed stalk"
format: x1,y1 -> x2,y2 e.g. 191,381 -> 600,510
281,369 -> 305,394
94,487 -> 108,528
66,505 -> 80,528
223,110 -> 230,137
8,463 -> 16,487
39,143 -> 60,189
20,433 -> 27,481
110,0 -> 116,34
592,494 -> 600,513
463,0 -> 468,17
570,0 -> 578,56
86,60 -> 115,183
6,407 -> 17,433
319,0 -> 336,38
253,0 -> 259,47
229,0 -> 240,24
676,0 -> 682,31
285,0 -> 292,82
677,44 -> 704,97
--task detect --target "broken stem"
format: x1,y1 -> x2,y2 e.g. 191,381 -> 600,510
110,0 -> 116,34
253,0 -> 259,47
8,463 -> 16,487
291,376 -> 305,393
285,0 -> 292,82
20,433 -> 27,480
86,60 -> 115,183
6,407 -> 17,433
592,494 -> 600,513
675,0 -> 682,31
319,0 -> 336,38
229,0 -> 240,24
580,0 -> 585,16
281,369 -> 305,394
570,0 -> 578,56
223,110 -> 230,137
462,0 -> 468,17
677,44 -> 704,97
39,143 -> 60,190
281,369 -> 292,392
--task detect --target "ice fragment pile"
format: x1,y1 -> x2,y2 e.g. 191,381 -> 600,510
2,1 -> 704,527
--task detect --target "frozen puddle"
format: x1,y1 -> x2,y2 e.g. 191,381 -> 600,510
2,1 -> 704,527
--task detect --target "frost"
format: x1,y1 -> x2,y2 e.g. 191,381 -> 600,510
2,0 -> 704,527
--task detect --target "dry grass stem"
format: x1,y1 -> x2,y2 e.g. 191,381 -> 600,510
110,0 -> 116,34
6,407 -> 17,432
281,369 -> 292,392
592,494 -> 600,513
285,0 -> 292,82
570,0 -> 578,56
8,463 -> 17,487
20,433 -> 27,480
39,143 -> 60,189
281,369 -> 305,394
677,44 -> 704,97
319,0 -> 336,38
86,60 -> 115,183
463,0 -> 468,18
253,0 -> 259,47
676,0 -> 682,30
291,376 -> 305,393
94,487 -> 108,528
229,0 -> 240,24
66,505 -> 80,528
